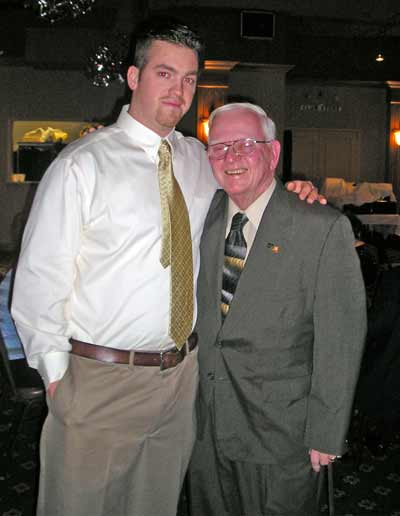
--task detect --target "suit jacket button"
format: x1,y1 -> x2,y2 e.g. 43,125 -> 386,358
207,372 -> 215,380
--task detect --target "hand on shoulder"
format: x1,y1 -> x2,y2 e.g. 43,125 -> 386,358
286,180 -> 327,205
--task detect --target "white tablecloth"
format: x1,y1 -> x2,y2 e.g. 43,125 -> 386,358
321,178 -> 396,208
356,214 -> 400,238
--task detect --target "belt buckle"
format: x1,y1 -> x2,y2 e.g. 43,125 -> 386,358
159,347 -> 181,371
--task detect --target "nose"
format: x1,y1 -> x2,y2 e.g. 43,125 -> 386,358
169,78 -> 183,97
225,144 -> 239,162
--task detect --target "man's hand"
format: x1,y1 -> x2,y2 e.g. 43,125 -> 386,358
286,180 -> 327,205
309,449 -> 339,472
47,380 -> 59,399
80,124 -> 104,137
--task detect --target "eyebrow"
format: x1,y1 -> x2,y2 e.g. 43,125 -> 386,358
153,64 -> 199,77
208,139 -> 245,145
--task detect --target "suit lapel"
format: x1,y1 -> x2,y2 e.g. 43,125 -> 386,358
200,190 -> 228,325
221,181 -> 294,335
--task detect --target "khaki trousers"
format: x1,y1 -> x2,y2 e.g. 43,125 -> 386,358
37,347 -> 198,516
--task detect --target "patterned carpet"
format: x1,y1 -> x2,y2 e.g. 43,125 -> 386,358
0,398 -> 43,516
0,398 -> 399,515
324,431 -> 400,516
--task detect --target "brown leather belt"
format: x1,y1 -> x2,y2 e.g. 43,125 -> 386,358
69,333 -> 198,371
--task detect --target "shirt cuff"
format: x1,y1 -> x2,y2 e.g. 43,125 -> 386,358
38,351 -> 70,388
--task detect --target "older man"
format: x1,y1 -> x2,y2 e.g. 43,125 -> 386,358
190,103 -> 367,516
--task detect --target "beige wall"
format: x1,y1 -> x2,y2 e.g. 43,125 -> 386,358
0,65 -> 127,179
228,64 -> 293,176
285,81 -> 389,183
0,65 -> 197,251
0,63 -> 393,251
0,65 -> 128,250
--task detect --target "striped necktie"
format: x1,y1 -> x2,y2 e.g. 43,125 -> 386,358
157,140 -> 193,349
221,212 -> 249,319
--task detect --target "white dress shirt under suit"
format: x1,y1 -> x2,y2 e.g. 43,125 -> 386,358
225,178 -> 276,259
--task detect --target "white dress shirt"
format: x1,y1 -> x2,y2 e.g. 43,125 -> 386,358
11,106 -> 217,386
225,178 -> 276,259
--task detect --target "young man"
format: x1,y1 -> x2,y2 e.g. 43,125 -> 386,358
190,103 -> 367,516
12,18 -> 324,516
12,18 -> 212,516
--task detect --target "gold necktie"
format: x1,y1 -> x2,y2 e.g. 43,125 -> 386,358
157,140 -> 193,349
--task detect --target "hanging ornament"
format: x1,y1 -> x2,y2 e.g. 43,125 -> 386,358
87,34 -> 129,87
25,0 -> 97,24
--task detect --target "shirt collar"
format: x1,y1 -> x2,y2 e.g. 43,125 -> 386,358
227,177 -> 276,230
116,105 -> 177,162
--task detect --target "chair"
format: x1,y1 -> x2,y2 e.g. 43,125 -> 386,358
0,284 -> 46,465
0,332 -> 46,460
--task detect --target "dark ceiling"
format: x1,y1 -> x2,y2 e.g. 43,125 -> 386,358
0,0 -> 118,57
1,0 -> 400,82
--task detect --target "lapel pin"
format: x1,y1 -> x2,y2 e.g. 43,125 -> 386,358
267,243 -> 280,253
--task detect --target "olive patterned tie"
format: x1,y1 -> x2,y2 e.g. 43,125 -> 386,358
157,140 -> 193,348
221,212 -> 249,319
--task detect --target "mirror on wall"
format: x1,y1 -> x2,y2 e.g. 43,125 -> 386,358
11,120 -> 89,182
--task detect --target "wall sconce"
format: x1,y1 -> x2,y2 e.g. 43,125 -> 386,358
201,117 -> 209,139
394,129 -> 400,146
197,68 -> 232,144
197,117 -> 209,144
375,53 -> 384,62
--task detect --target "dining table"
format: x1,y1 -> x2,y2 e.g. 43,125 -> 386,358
356,214 -> 400,239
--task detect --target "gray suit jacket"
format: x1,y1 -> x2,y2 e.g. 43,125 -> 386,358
195,180 -> 367,465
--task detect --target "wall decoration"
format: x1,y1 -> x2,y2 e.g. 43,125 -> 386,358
24,0 -> 96,24
87,34 -> 129,87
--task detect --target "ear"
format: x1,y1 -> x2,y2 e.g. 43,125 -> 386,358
269,140 -> 281,171
127,65 -> 140,91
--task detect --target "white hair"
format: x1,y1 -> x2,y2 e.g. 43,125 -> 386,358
208,102 -> 276,140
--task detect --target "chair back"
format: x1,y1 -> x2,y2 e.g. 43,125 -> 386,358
0,329 -> 18,398
0,269 -> 44,398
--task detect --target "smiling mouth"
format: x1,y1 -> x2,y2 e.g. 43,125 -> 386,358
225,168 -> 246,175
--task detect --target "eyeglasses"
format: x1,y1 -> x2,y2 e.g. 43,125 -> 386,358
207,138 -> 273,160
